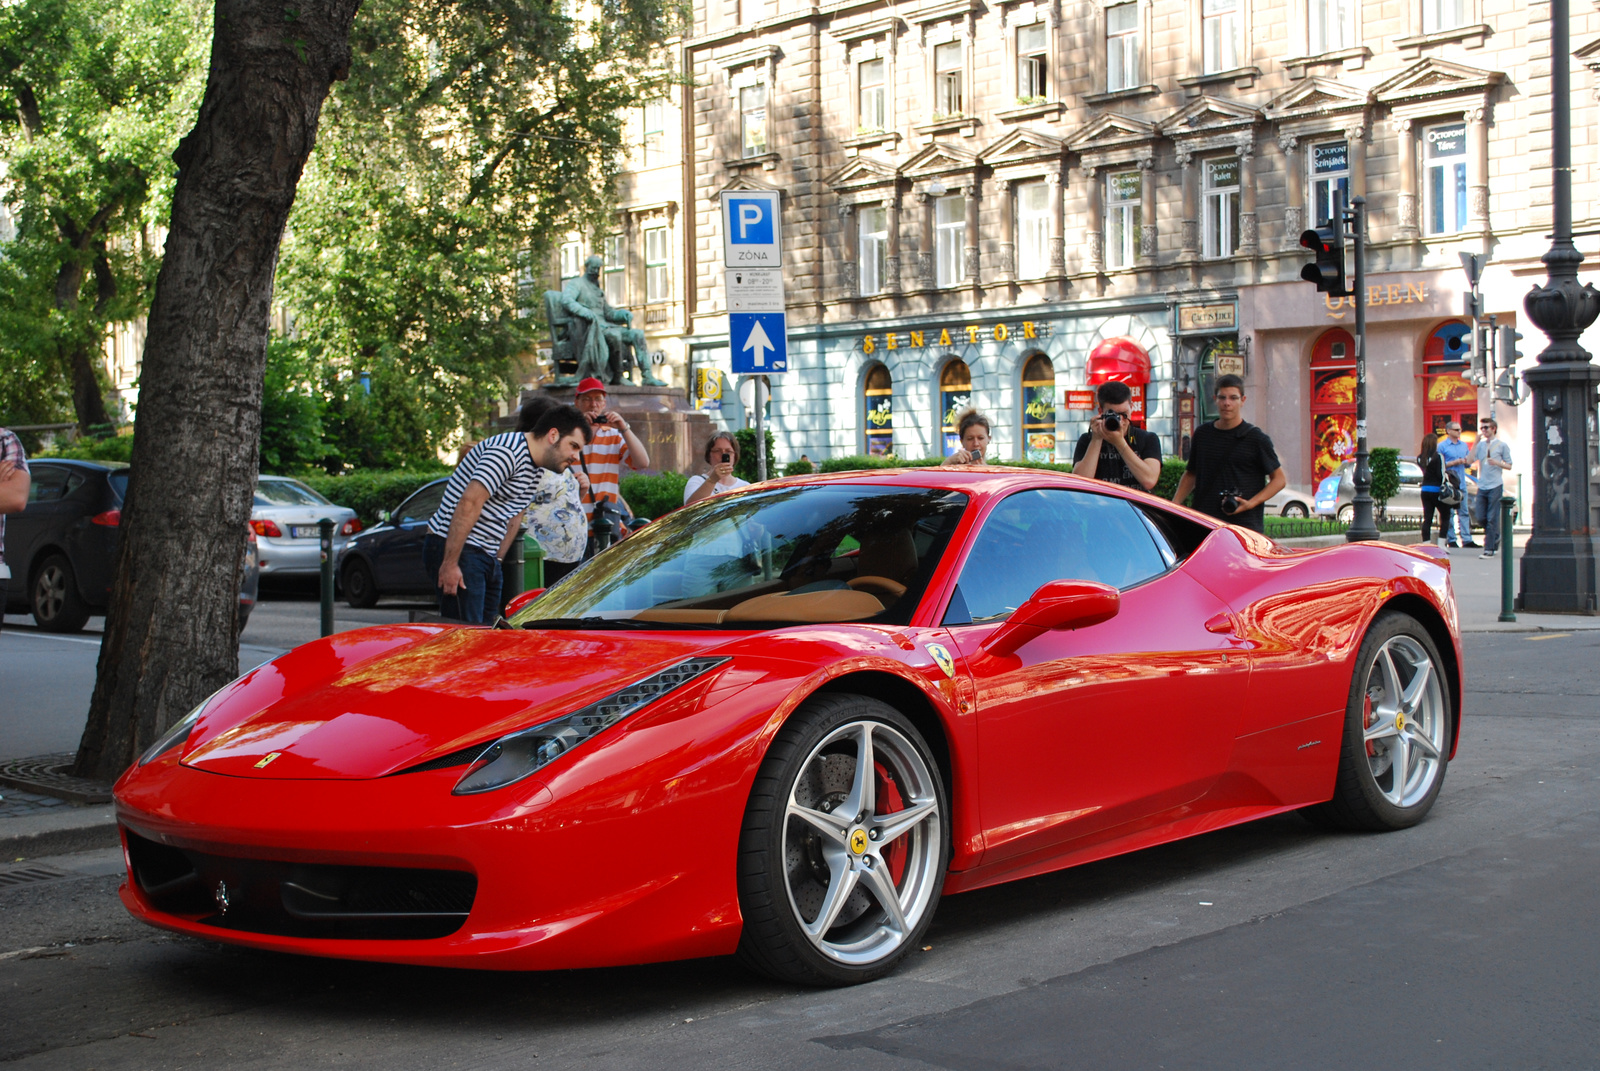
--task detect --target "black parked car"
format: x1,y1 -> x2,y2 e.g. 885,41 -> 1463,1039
4,459 -> 259,633
336,478 -> 449,608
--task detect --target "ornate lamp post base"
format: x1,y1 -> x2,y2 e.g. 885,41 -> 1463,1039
1519,360 -> 1600,614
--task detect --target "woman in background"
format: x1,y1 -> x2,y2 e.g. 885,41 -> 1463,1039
1418,430 -> 1444,547
684,431 -> 750,505
941,410 -> 993,465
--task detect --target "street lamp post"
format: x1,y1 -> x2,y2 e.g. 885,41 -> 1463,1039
1520,0 -> 1600,614
1345,196 -> 1380,543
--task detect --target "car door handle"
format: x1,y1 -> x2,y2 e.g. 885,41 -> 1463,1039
1204,612 -> 1239,636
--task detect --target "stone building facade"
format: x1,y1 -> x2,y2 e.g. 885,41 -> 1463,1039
680,0 -> 1600,487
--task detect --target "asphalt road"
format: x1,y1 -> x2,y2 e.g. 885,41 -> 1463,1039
1,630 -> 1596,1069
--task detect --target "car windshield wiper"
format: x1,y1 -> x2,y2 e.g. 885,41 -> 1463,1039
518,617 -> 659,631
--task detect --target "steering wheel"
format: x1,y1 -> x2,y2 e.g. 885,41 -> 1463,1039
847,576 -> 907,600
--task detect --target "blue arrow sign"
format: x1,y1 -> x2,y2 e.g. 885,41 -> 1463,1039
730,311 -> 787,374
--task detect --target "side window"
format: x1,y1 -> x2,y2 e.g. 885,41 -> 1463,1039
397,483 -> 448,526
949,489 -> 1168,623
27,465 -> 71,503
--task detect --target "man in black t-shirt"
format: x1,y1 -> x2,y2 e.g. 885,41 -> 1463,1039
1071,381 -> 1162,490
1171,374 -> 1286,533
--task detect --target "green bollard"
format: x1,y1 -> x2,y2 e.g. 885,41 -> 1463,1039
523,532 -> 545,591
1499,495 -> 1516,623
319,517 -> 335,637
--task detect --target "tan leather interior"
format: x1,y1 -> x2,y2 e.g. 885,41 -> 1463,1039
847,576 -> 907,598
721,588 -> 885,623
632,609 -> 729,623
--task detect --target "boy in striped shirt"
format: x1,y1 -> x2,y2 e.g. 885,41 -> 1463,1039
573,378 -> 650,546
424,405 -> 590,623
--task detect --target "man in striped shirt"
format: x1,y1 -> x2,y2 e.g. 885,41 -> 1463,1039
424,404 -> 590,623
574,378 -> 650,548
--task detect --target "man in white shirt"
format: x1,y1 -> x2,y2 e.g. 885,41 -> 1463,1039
1468,416 -> 1513,558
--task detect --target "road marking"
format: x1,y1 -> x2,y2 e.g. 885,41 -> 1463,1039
1528,633 -> 1572,641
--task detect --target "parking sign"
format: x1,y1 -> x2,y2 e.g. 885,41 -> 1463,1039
721,190 -> 782,268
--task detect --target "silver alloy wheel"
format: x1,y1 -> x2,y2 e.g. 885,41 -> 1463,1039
1360,634 -> 1446,807
34,563 -> 68,622
781,720 -> 942,967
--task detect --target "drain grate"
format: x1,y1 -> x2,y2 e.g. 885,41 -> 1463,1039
0,865 -> 68,889
0,754 -> 112,804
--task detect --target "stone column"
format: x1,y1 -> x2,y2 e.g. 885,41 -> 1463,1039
1083,164 -> 1104,272
1178,147 -> 1199,261
1138,156 -> 1157,260
915,191 -> 933,287
838,203 -> 858,298
963,181 -> 981,287
1465,104 -> 1490,235
886,187 -> 903,293
1238,139 -> 1258,257
1393,117 -> 1419,242
1046,169 -> 1065,274
998,178 -> 1017,283
1279,135 -> 1303,249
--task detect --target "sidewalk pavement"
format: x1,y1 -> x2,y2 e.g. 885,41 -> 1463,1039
5,527 -> 1595,861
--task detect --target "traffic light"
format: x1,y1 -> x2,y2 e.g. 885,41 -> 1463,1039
1495,325 -> 1526,403
1299,223 -> 1348,296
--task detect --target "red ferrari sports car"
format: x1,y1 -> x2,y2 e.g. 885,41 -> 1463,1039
115,468 -> 1461,985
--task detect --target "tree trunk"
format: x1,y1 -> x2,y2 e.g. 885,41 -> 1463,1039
74,0 -> 360,782
53,260 -> 114,434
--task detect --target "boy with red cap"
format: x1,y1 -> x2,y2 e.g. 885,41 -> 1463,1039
573,378 -> 650,551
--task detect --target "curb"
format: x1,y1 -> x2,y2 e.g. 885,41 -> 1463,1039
0,805 -> 119,860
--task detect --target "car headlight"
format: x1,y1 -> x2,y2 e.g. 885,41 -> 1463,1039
452,656 -> 730,796
138,688 -> 224,766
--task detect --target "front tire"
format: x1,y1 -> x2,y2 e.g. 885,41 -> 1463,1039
1302,612 -> 1451,831
736,694 -> 948,986
31,555 -> 91,633
342,557 -> 378,608
1280,501 -> 1309,518
1337,503 -> 1355,524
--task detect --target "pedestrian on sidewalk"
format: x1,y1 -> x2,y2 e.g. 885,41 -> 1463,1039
1071,381 -> 1163,490
1437,421 -> 1476,548
517,398 -> 588,586
424,404 -> 590,622
1171,375 -> 1287,534
574,377 -> 650,556
1418,431 -> 1446,546
940,410 -> 995,466
0,426 -> 31,635
684,431 -> 749,505
1469,416 -> 1513,558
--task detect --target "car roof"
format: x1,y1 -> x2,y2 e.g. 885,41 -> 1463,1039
31,458 -> 127,471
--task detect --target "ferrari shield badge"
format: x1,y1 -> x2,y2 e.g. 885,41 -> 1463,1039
850,828 -> 869,855
926,643 -> 956,679
254,752 -> 282,769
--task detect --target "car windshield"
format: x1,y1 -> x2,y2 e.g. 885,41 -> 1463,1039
512,484 -> 969,629
255,479 -> 331,507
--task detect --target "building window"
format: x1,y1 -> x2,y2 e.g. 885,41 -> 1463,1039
1309,140 -> 1349,226
934,41 -> 963,117
1016,181 -> 1050,277
939,359 -> 973,456
1421,0 -> 1466,34
559,240 -> 584,282
1106,3 -> 1139,92
864,363 -> 894,456
1309,328 -> 1358,485
1202,0 -> 1239,74
1202,156 -> 1241,258
1017,23 -> 1048,101
603,234 -> 625,304
740,83 -> 767,157
859,205 -> 888,296
1424,121 -> 1468,235
1106,169 -> 1142,269
859,58 -> 887,132
1308,0 -> 1353,54
935,194 -> 965,287
1022,353 -> 1057,462
645,225 -> 669,302
642,99 -> 666,166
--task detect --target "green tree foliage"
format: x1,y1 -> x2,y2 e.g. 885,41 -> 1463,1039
1369,447 -> 1401,508
257,341 -> 329,474
0,0 -> 208,432
273,0 -> 684,463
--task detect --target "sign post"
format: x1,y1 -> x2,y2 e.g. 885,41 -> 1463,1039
721,190 -> 787,481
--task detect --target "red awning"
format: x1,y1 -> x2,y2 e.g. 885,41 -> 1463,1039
1086,337 -> 1151,385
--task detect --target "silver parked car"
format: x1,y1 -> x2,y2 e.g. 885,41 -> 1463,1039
1314,459 -> 1425,522
251,476 -> 361,578
1266,484 -> 1316,518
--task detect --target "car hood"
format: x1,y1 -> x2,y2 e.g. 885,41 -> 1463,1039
179,624 -> 734,780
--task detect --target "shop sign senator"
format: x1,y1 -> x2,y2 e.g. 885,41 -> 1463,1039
860,321 -> 1053,354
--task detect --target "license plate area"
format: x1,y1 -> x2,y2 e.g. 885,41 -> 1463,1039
290,525 -> 322,539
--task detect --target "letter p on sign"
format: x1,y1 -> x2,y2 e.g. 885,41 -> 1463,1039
729,199 -> 773,244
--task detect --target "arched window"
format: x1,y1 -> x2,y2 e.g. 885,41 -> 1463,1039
864,363 -> 894,457
939,359 -> 972,457
1021,353 -> 1056,462
1422,319 -> 1479,445
1309,328 -> 1356,485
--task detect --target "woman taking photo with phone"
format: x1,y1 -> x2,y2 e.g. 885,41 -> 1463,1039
684,431 -> 750,505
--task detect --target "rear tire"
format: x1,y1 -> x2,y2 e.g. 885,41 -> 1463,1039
1301,612 -> 1451,831
31,555 -> 91,633
736,694 -> 948,986
1337,503 -> 1355,524
342,558 -> 378,608
1280,501 -> 1309,518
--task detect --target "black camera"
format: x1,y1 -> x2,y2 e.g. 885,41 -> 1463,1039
591,413 -> 611,425
1101,411 -> 1122,433
720,450 -> 733,464
1219,488 -> 1243,515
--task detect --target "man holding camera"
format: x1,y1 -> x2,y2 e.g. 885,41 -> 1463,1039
1071,381 -> 1162,491
575,377 -> 650,553
1171,374 -> 1286,534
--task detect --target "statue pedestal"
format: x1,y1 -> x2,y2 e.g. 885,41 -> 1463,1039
531,383 -> 712,476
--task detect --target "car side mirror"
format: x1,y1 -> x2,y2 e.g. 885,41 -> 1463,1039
503,588 -> 545,617
378,510 -> 392,525
980,579 -> 1120,658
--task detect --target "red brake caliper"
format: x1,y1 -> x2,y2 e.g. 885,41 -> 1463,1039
1364,690 -> 1378,757
875,764 -> 908,884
